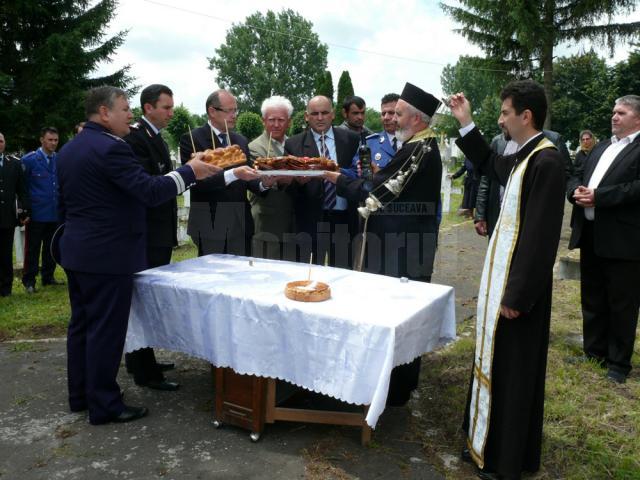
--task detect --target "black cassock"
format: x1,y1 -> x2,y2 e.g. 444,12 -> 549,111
336,134 -> 442,405
457,128 -> 565,478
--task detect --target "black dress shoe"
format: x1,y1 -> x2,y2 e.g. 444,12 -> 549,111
111,405 -> 149,423
477,468 -> 501,480
43,278 -> 65,286
138,379 -> 180,391
606,369 -> 627,384
157,362 -> 175,372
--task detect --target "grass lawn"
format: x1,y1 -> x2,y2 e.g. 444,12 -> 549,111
0,241 -> 198,342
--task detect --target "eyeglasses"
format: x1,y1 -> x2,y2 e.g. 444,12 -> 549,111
213,106 -> 239,115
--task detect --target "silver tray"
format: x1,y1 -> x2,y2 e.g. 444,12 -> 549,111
256,170 -> 327,177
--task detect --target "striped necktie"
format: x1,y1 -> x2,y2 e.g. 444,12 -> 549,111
321,133 -> 336,210
218,133 -> 228,147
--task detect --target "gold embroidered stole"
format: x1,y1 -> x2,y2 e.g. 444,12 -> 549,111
467,137 -> 555,467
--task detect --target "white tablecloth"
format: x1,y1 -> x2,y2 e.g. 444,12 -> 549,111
125,254 -> 456,427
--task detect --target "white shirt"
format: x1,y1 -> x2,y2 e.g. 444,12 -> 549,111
584,129 -> 640,220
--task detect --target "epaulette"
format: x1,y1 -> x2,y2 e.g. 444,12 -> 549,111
129,122 -> 141,130
365,133 -> 379,140
101,131 -> 125,142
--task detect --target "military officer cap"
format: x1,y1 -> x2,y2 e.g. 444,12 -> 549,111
400,83 -> 440,117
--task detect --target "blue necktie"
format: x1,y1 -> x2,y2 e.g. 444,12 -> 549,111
321,133 -> 336,210
218,133 -> 227,147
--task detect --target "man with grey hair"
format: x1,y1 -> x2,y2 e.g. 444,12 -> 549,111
57,86 -> 219,425
567,94 -> 640,384
249,95 -> 296,259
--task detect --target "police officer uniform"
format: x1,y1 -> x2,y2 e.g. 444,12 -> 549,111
57,121 -> 196,424
21,147 -> 60,288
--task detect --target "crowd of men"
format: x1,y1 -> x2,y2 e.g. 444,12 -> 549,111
0,79 -> 639,480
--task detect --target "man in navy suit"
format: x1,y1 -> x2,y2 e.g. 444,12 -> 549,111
179,89 -> 269,256
567,94 -> 640,384
57,86 -> 221,425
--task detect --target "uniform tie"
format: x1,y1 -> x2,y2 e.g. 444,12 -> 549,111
392,136 -> 398,152
321,133 -> 336,210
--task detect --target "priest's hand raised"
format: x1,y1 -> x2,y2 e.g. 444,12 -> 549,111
448,93 -> 473,128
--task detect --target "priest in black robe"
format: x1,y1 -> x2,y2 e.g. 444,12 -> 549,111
323,82 -> 442,406
449,80 -> 565,480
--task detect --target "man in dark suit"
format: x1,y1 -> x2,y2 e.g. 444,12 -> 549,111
567,94 -> 640,384
123,84 -> 180,391
179,89 -> 266,256
284,95 -> 359,267
57,86 -> 220,425
0,132 -> 30,297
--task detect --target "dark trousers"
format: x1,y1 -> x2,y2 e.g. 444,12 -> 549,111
125,246 -> 173,384
22,220 -> 57,285
0,227 -> 15,295
66,270 -> 132,424
580,221 -> 640,376
316,209 -> 354,269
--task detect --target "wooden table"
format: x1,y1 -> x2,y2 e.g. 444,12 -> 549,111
212,367 -> 371,444
126,255 -> 456,443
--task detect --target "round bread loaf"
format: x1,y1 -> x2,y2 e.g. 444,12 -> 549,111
284,280 -> 331,302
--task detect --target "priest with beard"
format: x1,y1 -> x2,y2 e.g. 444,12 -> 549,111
323,82 -> 442,406
449,80 -> 565,480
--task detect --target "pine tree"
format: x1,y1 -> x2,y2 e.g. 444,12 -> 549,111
314,71 -> 334,102
441,0 -> 640,127
336,71 -> 354,124
0,0 -> 133,151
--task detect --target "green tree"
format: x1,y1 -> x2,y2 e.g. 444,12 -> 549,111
441,0 -> 640,127
551,51 -> 616,146
209,9 -> 328,113
440,56 -> 507,140
364,108 -> 382,133
314,70 -> 334,101
0,0 -> 133,151
236,112 -> 263,142
613,43 -> 640,98
336,70 -> 354,124
165,104 -> 196,152
288,110 -> 307,136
